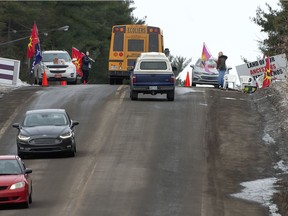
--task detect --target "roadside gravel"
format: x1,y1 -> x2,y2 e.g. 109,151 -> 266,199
252,81 -> 288,215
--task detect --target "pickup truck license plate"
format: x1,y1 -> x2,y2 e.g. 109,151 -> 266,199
149,86 -> 157,90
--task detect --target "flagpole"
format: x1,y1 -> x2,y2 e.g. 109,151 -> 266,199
88,57 -> 95,63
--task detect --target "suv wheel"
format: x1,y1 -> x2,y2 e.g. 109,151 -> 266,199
130,91 -> 138,100
167,91 -> 174,101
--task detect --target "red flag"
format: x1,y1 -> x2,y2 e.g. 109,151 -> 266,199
72,47 -> 85,77
27,23 -> 39,58
262,56 -> 271,88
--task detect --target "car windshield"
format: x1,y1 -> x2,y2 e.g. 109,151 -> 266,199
140,61 -> 167,70
42,53 -> 71,62
206,59 -> 217,68
0,159 -> 22,175
23,112 -> 68,127
196,58 -> 217,69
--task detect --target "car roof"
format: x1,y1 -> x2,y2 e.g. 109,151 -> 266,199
0,155 -> 18,160
25,109 -> 66,115
196,57 -> 217,62
42,50 -> 68,54
139,52 -> 167,59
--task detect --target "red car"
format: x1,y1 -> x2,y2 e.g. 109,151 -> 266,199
0,155 -> 32,208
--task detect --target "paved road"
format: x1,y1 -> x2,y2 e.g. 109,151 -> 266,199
0,85 -> 272,215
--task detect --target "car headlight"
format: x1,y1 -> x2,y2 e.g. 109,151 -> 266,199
18,134 -> 30,141
68,65 -> 75,69
10,181 -> 25,190
68,66 -> 76,73
60,131 -> 72,139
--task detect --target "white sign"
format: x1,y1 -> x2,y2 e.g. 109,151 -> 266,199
0,57 -> 20,85
235,54 -> 287,81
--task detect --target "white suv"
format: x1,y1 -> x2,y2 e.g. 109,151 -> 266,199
34,50 -> 77,85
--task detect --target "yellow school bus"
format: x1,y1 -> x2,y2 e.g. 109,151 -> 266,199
108,24 -> 165,84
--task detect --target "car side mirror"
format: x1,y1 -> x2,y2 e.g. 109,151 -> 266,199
71,121 -> 79,128
190,65 -> 194,69
72,58 -> 77,62
25,168 -> 32,174
12,123 -> 20,129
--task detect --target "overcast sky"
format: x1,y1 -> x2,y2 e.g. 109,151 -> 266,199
132,0 -> 280,71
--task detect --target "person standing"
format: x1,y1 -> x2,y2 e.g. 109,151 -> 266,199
217,51 -> 228,88
81,51 -> 92,84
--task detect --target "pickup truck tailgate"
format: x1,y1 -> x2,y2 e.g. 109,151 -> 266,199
133,74 -> 174,86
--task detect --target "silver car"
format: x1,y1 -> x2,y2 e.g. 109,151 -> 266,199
190,58 -> 219,87
34,50 -> 78,85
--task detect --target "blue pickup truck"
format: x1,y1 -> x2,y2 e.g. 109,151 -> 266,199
130,52 -> 176,101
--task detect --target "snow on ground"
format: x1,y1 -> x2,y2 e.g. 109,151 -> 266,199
231,177 -> 280,216
263,133 -> 277,145
274,160 -> 288,174
0,80 -> 30,93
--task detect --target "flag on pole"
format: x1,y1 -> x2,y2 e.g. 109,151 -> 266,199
262,56 -> 272,88
30,43 -> 42,75
201,42 -> 212,61
27,23 -> 39,58
72,47 -> 85,77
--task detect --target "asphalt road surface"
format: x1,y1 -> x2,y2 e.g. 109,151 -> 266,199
0,85 -> 273,216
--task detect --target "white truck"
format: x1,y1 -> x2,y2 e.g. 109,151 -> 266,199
130,52 -> 176,101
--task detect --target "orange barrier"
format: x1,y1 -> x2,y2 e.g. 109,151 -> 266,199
61,80 -> 67,86
42,70 -> 48,87
185,71 -> 190,87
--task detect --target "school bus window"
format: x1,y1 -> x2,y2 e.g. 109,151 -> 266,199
128,39 -> 144,52
113,33 -> 124,51
149,34 -> 159,52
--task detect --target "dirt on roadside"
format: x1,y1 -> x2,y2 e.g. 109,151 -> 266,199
203,87 -> 278,216
252,83 -> 288,216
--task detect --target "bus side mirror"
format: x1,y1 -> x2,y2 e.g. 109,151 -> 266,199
164,48 -> 170,57
128,66 -> 134,72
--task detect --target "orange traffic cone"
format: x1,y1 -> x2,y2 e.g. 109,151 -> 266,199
185,71 -> 190,87
42,70 -> 48,87
83,80 -> 86,85
61,80 -> 67,86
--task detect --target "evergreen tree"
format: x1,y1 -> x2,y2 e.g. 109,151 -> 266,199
0,0 -> 142,83
252,1 -> 288,57
171,55 -> 192,77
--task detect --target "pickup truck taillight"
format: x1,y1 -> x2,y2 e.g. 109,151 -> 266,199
170,75 -> 175,83
132,75 -> 136,84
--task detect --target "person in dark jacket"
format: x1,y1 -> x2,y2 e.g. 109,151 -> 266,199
217,51 -> 228,88
81,51 -> 92,84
